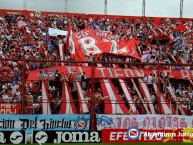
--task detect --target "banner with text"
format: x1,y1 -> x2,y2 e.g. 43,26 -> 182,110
101,128 -> 193,143
69,29 -> 141,60
0,103 -> 20,114
28,66 -> 193,80
96,114 -> 193,130
0,114 -> 90,131
33,131 -> 101,143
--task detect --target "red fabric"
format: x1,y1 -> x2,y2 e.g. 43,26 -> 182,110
176,24 -> 186,32
153,18 -> 161,26
59,82 -> 77,114
70,29 -> 141,61
68,22 -> 73,31
28,65 -> 193,80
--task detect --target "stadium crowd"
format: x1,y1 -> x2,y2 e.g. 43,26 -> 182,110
0,11 -> 192,115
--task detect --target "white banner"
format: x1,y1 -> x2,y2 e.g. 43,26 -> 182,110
96,114 -> 193,130
48,27 -> 68,36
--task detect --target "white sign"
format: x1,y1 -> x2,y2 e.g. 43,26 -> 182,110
96,114 -> 193,130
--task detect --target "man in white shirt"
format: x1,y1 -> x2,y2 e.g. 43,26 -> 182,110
143,74 -> 148,83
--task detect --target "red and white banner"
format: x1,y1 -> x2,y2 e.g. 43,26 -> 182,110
76,81 -> 89,113
42,81 -> 51,114
100,78 -> 128,114
101,128 -> 192,143
69,29 -> 141,60
59,82 -> 77,114
28,66 -> 193,80
153,83 -> 175,115
96,114 -> 193,130
0,103 -> 20,114
137,78 -> 155,114
112,64 -> 137,113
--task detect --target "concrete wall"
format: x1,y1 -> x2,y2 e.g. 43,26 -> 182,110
0,0 -> 192,18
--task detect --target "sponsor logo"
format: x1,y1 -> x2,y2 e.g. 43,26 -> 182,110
35,131 -> 48,144
54,131 -> 100,143
127,126 -> 140,140
0,132 -> 6,143
33,131 -> 101,143
39,70 -> 56,80
102,128 -> 193,143
74,117 -> 88,130
0,131 -> 25,144
10,132 -> 23,144
96,115 -> 115,128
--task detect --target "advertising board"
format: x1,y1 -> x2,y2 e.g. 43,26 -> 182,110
0,131 -> 25,144
96,114 -> 193,130
0,114 -> 90,131
32,131 -> 101,143
101,128 -> 193,143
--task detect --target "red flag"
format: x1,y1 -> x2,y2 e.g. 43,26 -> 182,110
118,39 -> 141,60
68,29 -> 141,61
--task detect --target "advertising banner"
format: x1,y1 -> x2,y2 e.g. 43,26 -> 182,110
96,114 -> 193,130
101,128 -> 193,143
0,131 -> 25,144
32,131 -> 101,143
0,114 -> 90,131
0,103 -> 20,114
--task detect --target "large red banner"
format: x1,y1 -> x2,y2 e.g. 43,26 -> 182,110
0,103 -> 20,114
28,66 -> 193,80
69,29 -> 141,60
